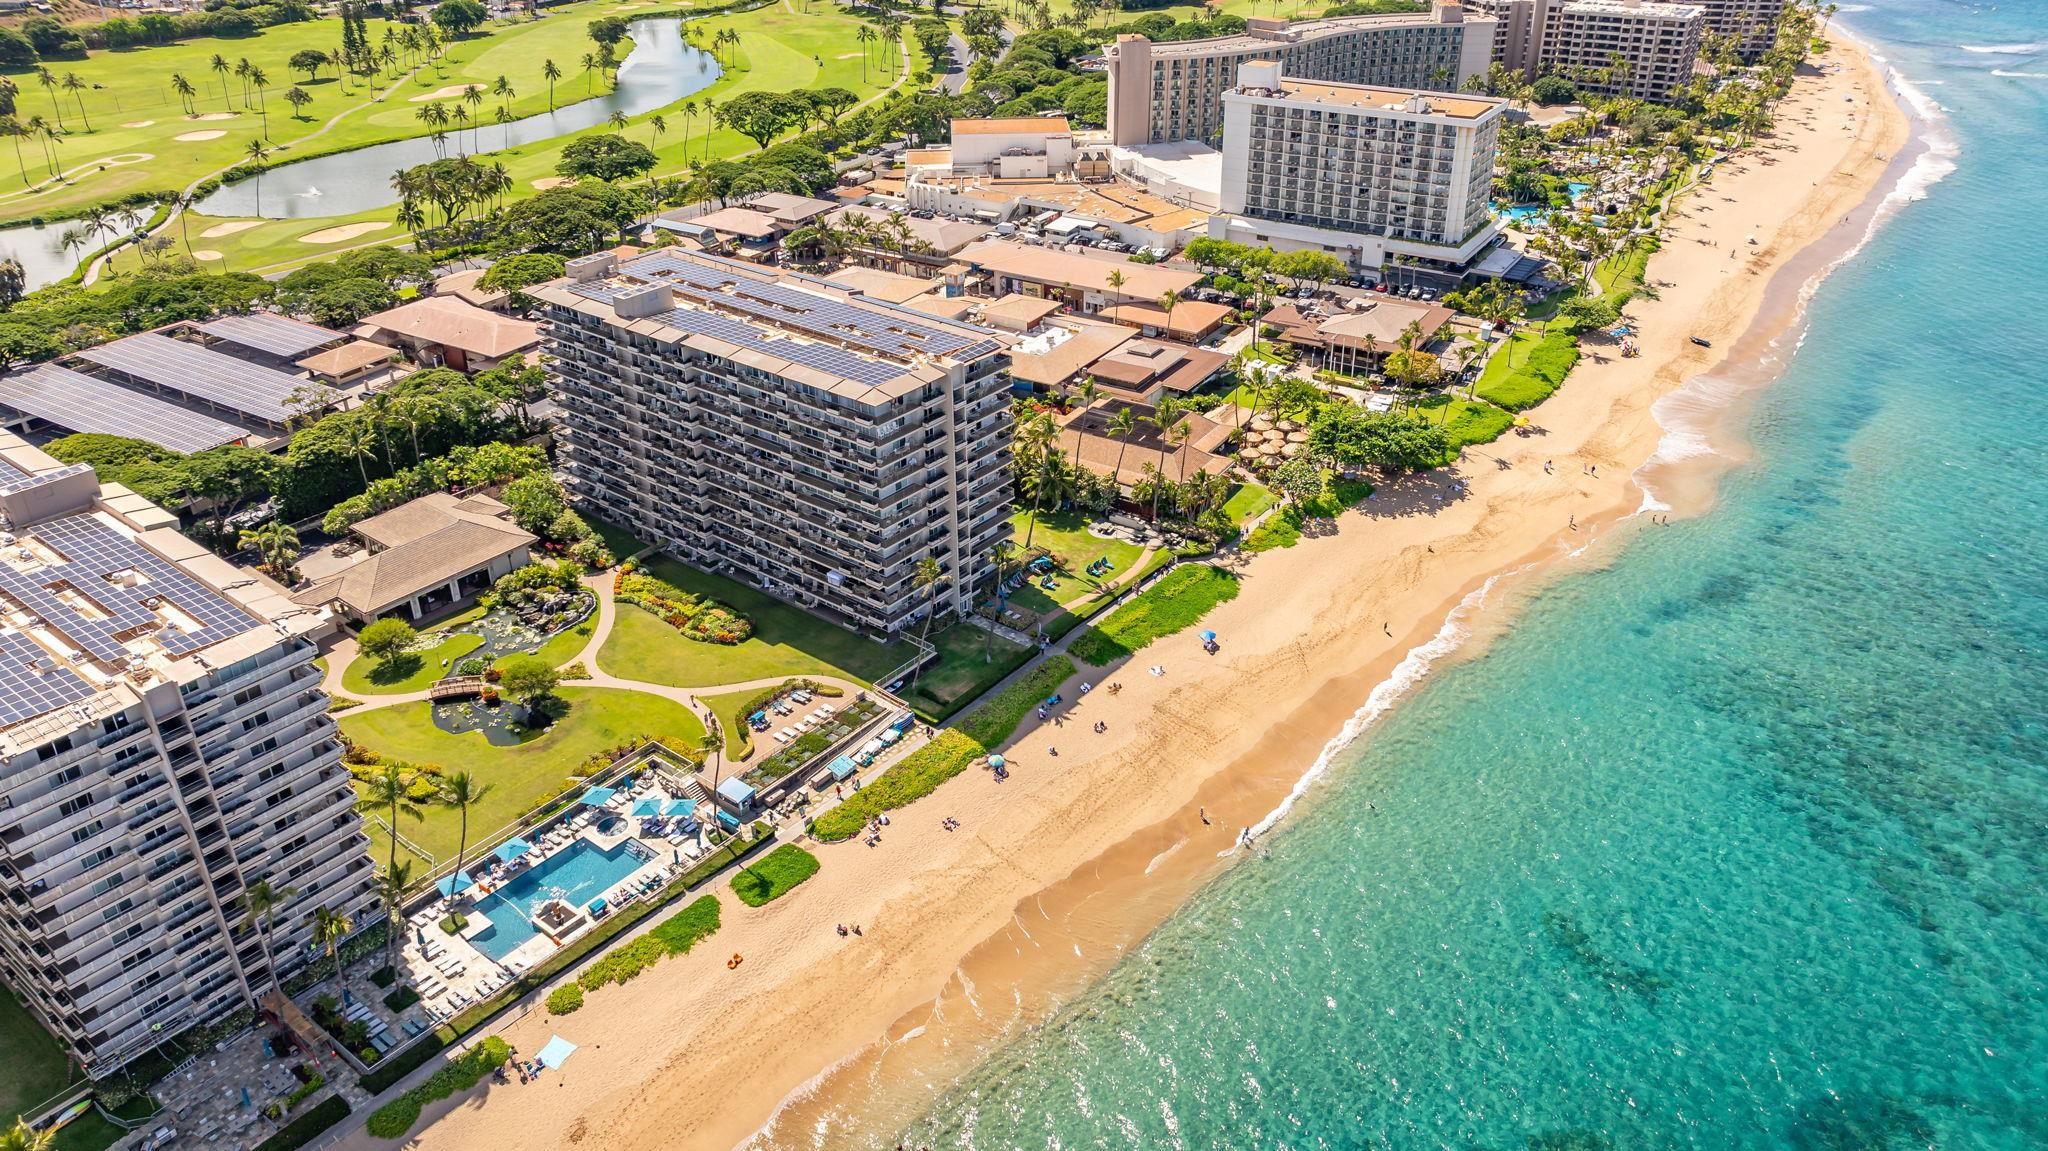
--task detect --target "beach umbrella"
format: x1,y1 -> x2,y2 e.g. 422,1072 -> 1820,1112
435,871 -> 477,898
578,786 -> 616,806
662,798 -> 697,818
987,754 -> 1006,769
1280,443 -> 1305,458
630,798 -> 662,818
493,837 -> 534,863
1200,630 -> 1217,642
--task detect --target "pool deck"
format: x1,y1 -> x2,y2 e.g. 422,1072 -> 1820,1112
397,779 -> 716,1016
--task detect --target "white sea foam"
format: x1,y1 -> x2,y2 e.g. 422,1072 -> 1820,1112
1958,41 -> 2043,53
1224,572 -> 1521,853
1991,69 -> 2048,78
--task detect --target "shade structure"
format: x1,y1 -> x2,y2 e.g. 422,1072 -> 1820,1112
493,837 -> 534,863
828,754 -> 859,781
1200,630 -> 1217,641
579,786 -> 616,806
535,1035 -> 577,1069
630,798 -> 662,818
435,871 -> 477,898
662,798 -> 698,818
716,776 -> 756,806
879,729 -> 902,745
987,754 -> 1006,768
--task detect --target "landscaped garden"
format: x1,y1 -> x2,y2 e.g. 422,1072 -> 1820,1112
341,631 -> 485,695
1010,509 -> 1147,605
0,986 -> 76,1131
339,686 -> 705,869
1067,565 -> 1241,667
896,623 -> 1035,721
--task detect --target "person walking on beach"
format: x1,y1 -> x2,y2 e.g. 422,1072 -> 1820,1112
1569,514 -> 1578,531
1200,807 -> 1210,825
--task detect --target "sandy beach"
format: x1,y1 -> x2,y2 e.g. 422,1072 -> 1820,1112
371,37 -> 1912,1151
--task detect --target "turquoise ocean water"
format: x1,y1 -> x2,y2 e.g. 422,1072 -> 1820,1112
897,8 -> 2048,1149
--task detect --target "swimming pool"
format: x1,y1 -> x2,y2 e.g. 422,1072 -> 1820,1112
468,839 -> 649,961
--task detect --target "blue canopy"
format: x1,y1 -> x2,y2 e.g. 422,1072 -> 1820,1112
578,786 -> 616,806
535,1034 -> 578,1069
435,871 -> 477,898
828,754 -> 859,781
630,798 -> 662,818
493,837 -> 534,863
987,754 -> 1005,769
716,776 -> 756,806
663,798 -> 697,818
1200,630 -> 1217,641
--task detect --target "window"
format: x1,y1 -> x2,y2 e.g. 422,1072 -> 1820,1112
45,761 -> 82,787
58,793 -> 95,817
91,872 -> 127,897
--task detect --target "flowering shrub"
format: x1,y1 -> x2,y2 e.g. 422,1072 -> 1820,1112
616,571 -> 753,645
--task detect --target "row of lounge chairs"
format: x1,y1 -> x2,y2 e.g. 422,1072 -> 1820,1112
772,703 -> 837,744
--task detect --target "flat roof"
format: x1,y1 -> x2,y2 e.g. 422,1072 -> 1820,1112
953,117 -> 1071,135
1251,78 -> 1505,119
72,332 -> 333,426
0,364 -> 249,453
822,266 -> 943,305
1123,10 -> 1467,59
198,313 -> 343,359
957,240 -> 1202,298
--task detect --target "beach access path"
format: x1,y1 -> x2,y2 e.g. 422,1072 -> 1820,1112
352,40 -> 1913,1151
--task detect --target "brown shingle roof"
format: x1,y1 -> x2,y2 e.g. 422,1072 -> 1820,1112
292,518 -> 533,615
356,297 -> 541,359
295,339 -> 399,380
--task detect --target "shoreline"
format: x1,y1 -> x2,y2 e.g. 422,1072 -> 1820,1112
377,35 -> 1915,1151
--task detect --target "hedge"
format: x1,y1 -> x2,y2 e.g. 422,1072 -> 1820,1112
356,1032 -> 448,1094
363,1037 -> 511,1140
252,1095 -> 350,1151
956,657 -> 1075,750
1474,330 -> 1580,411
1067,566 -> 1241,667
579,895 -> 723,990
381,986 -> 420,1014
730,845 -> 821,907
810,730 -> 984,842
545,985 -> 584,1015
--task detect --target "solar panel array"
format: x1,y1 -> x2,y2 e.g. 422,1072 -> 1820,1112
0,463 -> 93,499
75,333 -> 335,425
0,365 -> 251,454
0,630 -> 94,726
568,251 -> 1004,386
0,514 -> 254,678
199,313 -> 343,359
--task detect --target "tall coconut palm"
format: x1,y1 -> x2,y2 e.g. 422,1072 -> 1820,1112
1106,405 -> 1139,491
238,519 -> 299,581
1156,289 -> 1181,341
910,555 -> 945,685
436,771 -> 492,902
306,904 -> 352,989
240,878 -> 298,991
984,538 -> 1016,662
542,58 -> 561,110
354,760 -> 424,876
210,54 -> 232,108
61,73 -> 90,132
1014,413 -> 1059,551
243,137 -> 267,214
371,860 -> 411,970
1,1115 -> 55,1151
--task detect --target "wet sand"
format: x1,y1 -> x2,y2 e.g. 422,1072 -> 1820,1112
372,37 -> 1912,1151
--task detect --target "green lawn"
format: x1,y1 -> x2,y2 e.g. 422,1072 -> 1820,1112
584,515 -> 646,562
0,2 -> 637,226
809,729 -> 982,842
0,986 -> 74,1126
527,616 -> 597,670
1592,245 -> 1653,301
1067,565 -> 1241,667
1474,329 -> 1580,412
340,686 -> 705,869
730,844 -> 820,907
341,632 -> 485,695
1222,483 -> 1276,526
1414,395 -> 1515,456
956,656 -> 1075,749
898,622 -> 1034,721
1010,509 -> 1145,606
597,558 -> 905,689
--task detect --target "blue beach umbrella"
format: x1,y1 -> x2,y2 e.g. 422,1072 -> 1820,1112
631,798 -> 662,818
578,785 -> 616,806
1200,630 -> 1217,642
493,837 -> 534,862
662,798 -> 697,818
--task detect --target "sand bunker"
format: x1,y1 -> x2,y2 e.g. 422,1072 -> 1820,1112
837,52 -> 862,59
175,130 -> 226,142
298,221 -> 391,244
189,250 -> 224,261
530,176 -> 574,190
409,85 -> 476,102
193,112 -> 238,121
201,220 -> 261,238
103,154 -> 152,165
121,119 -> 154,129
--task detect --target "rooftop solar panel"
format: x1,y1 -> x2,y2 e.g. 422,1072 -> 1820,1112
199,313 -> 343,359
0,365 -> 251,454
74,333 -> 336,425
0,630 -> 95,726
0,463 -> 93,499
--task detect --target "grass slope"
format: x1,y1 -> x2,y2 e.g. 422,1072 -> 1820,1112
730,844 -> 820,907
1068,565 -> 1240,666
340,632 -> 484,695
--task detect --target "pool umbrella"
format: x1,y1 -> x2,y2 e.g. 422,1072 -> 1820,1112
662,798 -> 697,818
631,799 -> 662,818
578,786 -> 616,806
535,1035 -> 578,1069
493,837 -> 534,863
1200,630 -> 1217,642
435,871 -> 476,898
987,754 -> 1006,769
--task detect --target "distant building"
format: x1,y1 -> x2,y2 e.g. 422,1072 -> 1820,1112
290,492 -> 535,623
1465,0 -> 1709,96
1260,297 -> 1458,374
946,117 -> 1078,178
0,435 -> 367,1077
954,239 -> 1204,313
531,249 -> 1013,635
1104,6 -> 1496,146
1212,62 -> 1508,288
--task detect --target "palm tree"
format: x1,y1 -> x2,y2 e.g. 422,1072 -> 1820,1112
1156,289 -> 1181,340
910,555 -> 945,684
491,74 -> 514,118
243,137 -> 267,214
1106,405 -> 1138,490
210,54 -> 232,108
170,73 -> 196,117
542,58 -> 561,110
1,1116 -> 55,1151
238,519 -> 300,580
354,760 -> 424,876
436,771 -> 492,902
855,26 -> 875,83
1144,399 -> 1180,522
580,53 -> 599,94
608,109 -> 628,134
240,878 -> 298,991
984,539 -> 1016,662
0,118 -> 29,185
1013,413 -> 1057,551
306,904 -> 352,989
371,861 -> 411,969
61,73 -> 91,132
680,99 -> 699,164
34,69 -> 62,130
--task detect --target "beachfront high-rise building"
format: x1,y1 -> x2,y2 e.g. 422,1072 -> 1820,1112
1675,0 -> 1787,57
1540,0 -> 1705,101
1103,5 -> 1495,146
0,436 -> 370,1077
532,249 -> 1014,637
1464,0 -> 1707,99
1211,61 -> 1507,281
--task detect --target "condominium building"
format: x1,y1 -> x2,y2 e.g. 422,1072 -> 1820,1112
1104,5 -> 1495,146
1466,0 -> 1706,99
0,436 -> 369,1077
1540,0 -> 1704,101
1680,0 -> 1786,57
1213,61 -> 1507,277
532,249 -> 1014,637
